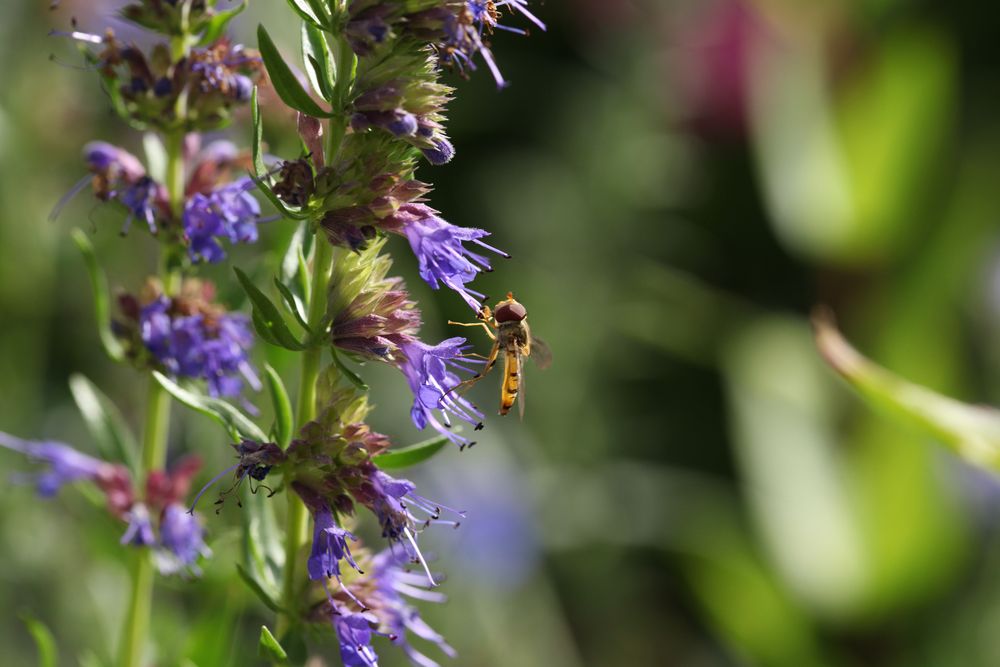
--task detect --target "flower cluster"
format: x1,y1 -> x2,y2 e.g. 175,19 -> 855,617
60,29 -> 261,131
0,433 -> 209,575
342,0 -> 544,88
311,547 -> 455,667
116,279 -> 260,400
57,137 -> 262,261
325,242 -> 485,447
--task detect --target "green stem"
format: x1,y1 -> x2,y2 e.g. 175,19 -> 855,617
275,30 -> 355,644
118,130 -> 186,667
278,240 -> 334,638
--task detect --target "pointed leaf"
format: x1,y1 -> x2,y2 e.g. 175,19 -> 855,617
20,615 -> 56,667
234,268 -> 307,351
284,0 -> 325,28
274,278 -> 309,332
69,374 -> 139,473
242,484 -> 284,597
814,310 -> 1000,469
250,87 -> 266,179
331,348 -> 369,391
71,230 -> 125,362
199,0 -> 248,45
258,625 -> 288,661
237,565 -> 283,614
281,221 -> 308,288
374,434 -> 451,470
142,133 -> 166,183
264,364 -> 294,448
251,309 -> 281,346
302,22 -> 335,101
152,371 -> 267,442
257,25 -> 331,117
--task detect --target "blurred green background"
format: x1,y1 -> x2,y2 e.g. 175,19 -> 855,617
7,0 -> 1000,665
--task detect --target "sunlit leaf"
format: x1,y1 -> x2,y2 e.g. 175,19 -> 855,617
250,87 -> 266,179
71,229 -> 125,362
374,434 -> 451,470
331,348 -> 368,391
264,364 -> 294,448
273,278 -> 309,332
284,0 -> 325,28
152,371 -> 267,442
238,565 -> 283,614
199,0 -> 248,45
814,310 -> 1000,469
258,625 -> 288,661
234,267 -> 307,351
257,25 -> 331,118
20,615 -> 56,667
302,22 -> 335,101
142,133 -> 166,183
69,374 -> 139,473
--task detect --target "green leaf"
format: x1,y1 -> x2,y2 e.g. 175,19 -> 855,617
374,434 -> 451,470
264,364 -> 294,448
331,348 -> 369,391
152,371 -> 267,442
281,221 -> 309,288
304,0 -> 331,26
242,484 -> 284,601
258,625 -> 288,661
814,311 -> 1000,470
238,565 -> 282,614
274,278 -> 309,332
284,0 -> 325,28
77,651 -> 107,667
20,615 -> 56,667
257,25 -> 331,118
302,22 -> 335,101
142,133 -> 166,183
234,267 -> 307,351
68,374 -> 139,473
251,175 -> 311,220
71,229 -> 125,362
199,0 -> 247,45
250,87 -> 266,180
251,309 -> 281,346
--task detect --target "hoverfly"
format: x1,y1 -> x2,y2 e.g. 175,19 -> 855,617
448,292 -> 551,417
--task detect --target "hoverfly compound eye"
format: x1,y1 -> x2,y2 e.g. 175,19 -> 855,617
494,301 -> 527,323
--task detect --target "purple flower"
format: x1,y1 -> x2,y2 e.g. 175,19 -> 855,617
308,506 -> 362,584
333,612 -> 381,667
420,138 -> 454,166
183,177 -> 261,263
121,503 -> 156,547
156,503 -> 210,575
0,433 -> 110,497
397,338 -> 484,448
440,1 -> 546,88
139,295 -> 260,399
391,203 -> 507,311
354,467 -> 464,585
371,549 -> 456,667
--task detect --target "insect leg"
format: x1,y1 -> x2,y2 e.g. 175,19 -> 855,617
446,340 -> 500,396
447,319 -> 497,340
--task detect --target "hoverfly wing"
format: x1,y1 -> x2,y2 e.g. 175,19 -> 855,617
528,335 -> 552,370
